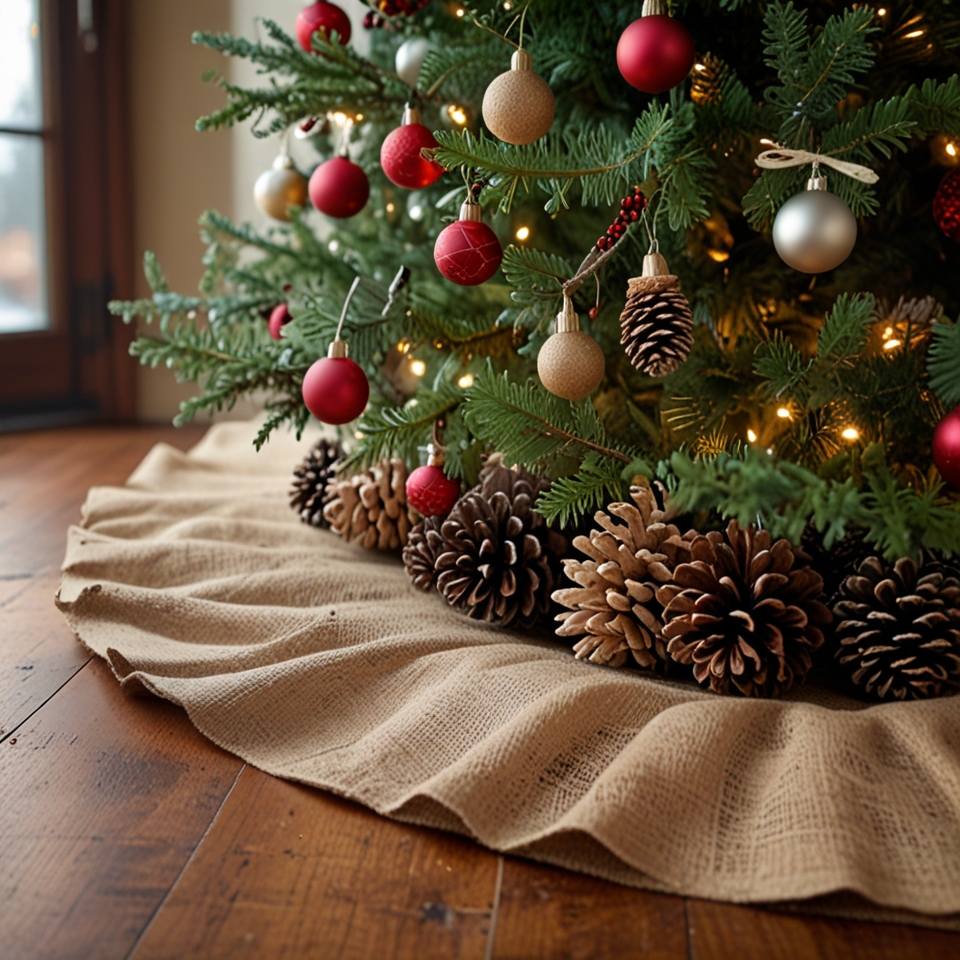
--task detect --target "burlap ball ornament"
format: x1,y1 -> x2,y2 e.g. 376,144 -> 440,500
482,49 -> 555,146
537,295 -> 605,401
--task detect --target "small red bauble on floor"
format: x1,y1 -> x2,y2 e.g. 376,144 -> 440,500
309,156 -> 370,218
933,406 -> 960,488
434,201 -> 502,286
406,464 -> 460,517
933,167 -> 960,242
296,1 -> 351,51
617,1 -> 695,94
302,347 -> 369,425
380,105 -> 444,189
268,303 -> 292,340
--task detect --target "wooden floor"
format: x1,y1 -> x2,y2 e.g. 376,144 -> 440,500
2,425 -> 960,960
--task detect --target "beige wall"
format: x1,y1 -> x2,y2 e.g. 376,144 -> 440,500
129,0 -> 233,422
129,0 -> 367,422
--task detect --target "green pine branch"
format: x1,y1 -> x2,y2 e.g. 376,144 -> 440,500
534,454 -> 634,526
928,320 -> 960,408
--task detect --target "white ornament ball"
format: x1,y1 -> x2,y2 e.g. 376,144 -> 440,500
482,49 -> 555,146
772,182 -> 858,273
537,330 -> 606,401
395,37 -> 432,89
254,155 -> 308,222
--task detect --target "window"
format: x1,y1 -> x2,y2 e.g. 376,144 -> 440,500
0,0 -> 49,334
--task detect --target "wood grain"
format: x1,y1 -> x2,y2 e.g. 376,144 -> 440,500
688,899 -> 960,959
0,656 -> 244,960
129,771 -> 500,960
490,858 -> 688,960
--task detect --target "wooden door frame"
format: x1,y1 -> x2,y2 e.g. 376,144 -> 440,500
0,0 -> 136,426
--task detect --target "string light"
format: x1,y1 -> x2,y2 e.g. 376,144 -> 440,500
877,7 -> 887,16
515,225 -> 531,241
455,7 -> 465,16
409,203 -> 424,221
504,1 -> 513,8
883,339 -> 902,351
904,28 -> 925,38
457,373 -> 474,388
776,406 -> 791,419
707,249 -> 730,262
385,202 -> 396,213
446,105 -> 468,126
396,339 -> 411,354
354,430 -> 364,439
331,111 -> 348,126
747,429 -> 758,443
842,427 -> 860,441
410,359 -> 427,377
328,239 -> 340,253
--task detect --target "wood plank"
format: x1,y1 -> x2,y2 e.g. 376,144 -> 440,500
489,858 -> 688,960
0,425 -> 206,738
0,656 -> 244,960
688,899 -> 960,960
129,771 -> 500,960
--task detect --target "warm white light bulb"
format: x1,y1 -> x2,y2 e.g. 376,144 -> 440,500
457,373 -> 474,388
842,427 -> 860,441
410,359 -> 427,377
747,429 -> 758,443
776,407 -> 791,419
515,226 -> 531,241
883,339 -> 902,350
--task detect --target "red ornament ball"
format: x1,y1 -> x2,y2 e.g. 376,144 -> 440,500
405,464 -> 461,517
380,123 -> 444,189
309,156 -> 370,218
617,15 -> 696,94
296,1 -> 351,51
434,220 -> 503,286
268,303 -> 292,340
302,356 -> 369,425
933,406 -> 960,488
933,167 -> 960,242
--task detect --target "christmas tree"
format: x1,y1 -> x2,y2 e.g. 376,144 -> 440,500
112,0 -> 960,698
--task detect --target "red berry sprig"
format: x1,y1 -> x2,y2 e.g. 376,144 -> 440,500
596,187 -> 646,251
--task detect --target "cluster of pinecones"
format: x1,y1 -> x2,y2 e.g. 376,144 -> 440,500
553,486 -> 960,701
293,442 -> 960,702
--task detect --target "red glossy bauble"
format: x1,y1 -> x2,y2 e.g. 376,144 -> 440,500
405,464 -> 461,517
933,167 -> 960,242
302,356 -> 369,425
434,219 -> 502,286
380,123 -> 443,189
933,406 -> 960,488
309,156 -> 370,218
268,303 -> 292,340
296,1 -> 351,51
617,15 -> 696,94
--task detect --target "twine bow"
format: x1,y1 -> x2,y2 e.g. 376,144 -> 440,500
755,147 -> 879,184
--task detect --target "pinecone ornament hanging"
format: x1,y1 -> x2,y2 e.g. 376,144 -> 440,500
620,252 -> 694,378
402,515 -> 444,591
434,462 -> 567,628
289,438 -> 344,528
657,521 -> 831,697
322,457 -> 415,550
552,485 -> 697,670
832,556 -> 960,701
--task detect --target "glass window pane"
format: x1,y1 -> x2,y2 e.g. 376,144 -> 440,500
0,0 -> 43,130
0,134 -> 48,333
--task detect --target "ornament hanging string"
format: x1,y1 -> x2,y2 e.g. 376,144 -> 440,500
336,275 -> 362,342
755,147 -> 879,184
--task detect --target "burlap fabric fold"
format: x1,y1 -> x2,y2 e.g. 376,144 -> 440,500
56,421 -> 960,927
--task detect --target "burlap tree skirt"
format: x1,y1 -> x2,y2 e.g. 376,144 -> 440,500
56,421 -> 960,928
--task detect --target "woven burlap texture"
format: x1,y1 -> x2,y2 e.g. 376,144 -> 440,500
56,421 -> 960,925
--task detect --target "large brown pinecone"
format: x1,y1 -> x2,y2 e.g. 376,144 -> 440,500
619,273 -> 694,378
832,556 -> 960,701
434,462 -> 567,628
323,457 -> 415,551
799,524 -> 873,605
657,521 -> 831,697
289,438 -> 344,529
552,485 -> 696,670
402,515 -> 444,591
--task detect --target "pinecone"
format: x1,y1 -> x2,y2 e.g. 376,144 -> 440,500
402,515 -> 444,591
552,485 -> 697,670
619,272 -> 694,378
800,524 -> 873,605
434,462 -> 567,628
322,457 -> 415,551
832,556 -> 960,701
657,521 -> 831,697
289,439 -> 344,529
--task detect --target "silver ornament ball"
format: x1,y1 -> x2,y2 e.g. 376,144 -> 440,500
772,178 -> 857,273
253,155 -> 308,222
395,37 -> 432,89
